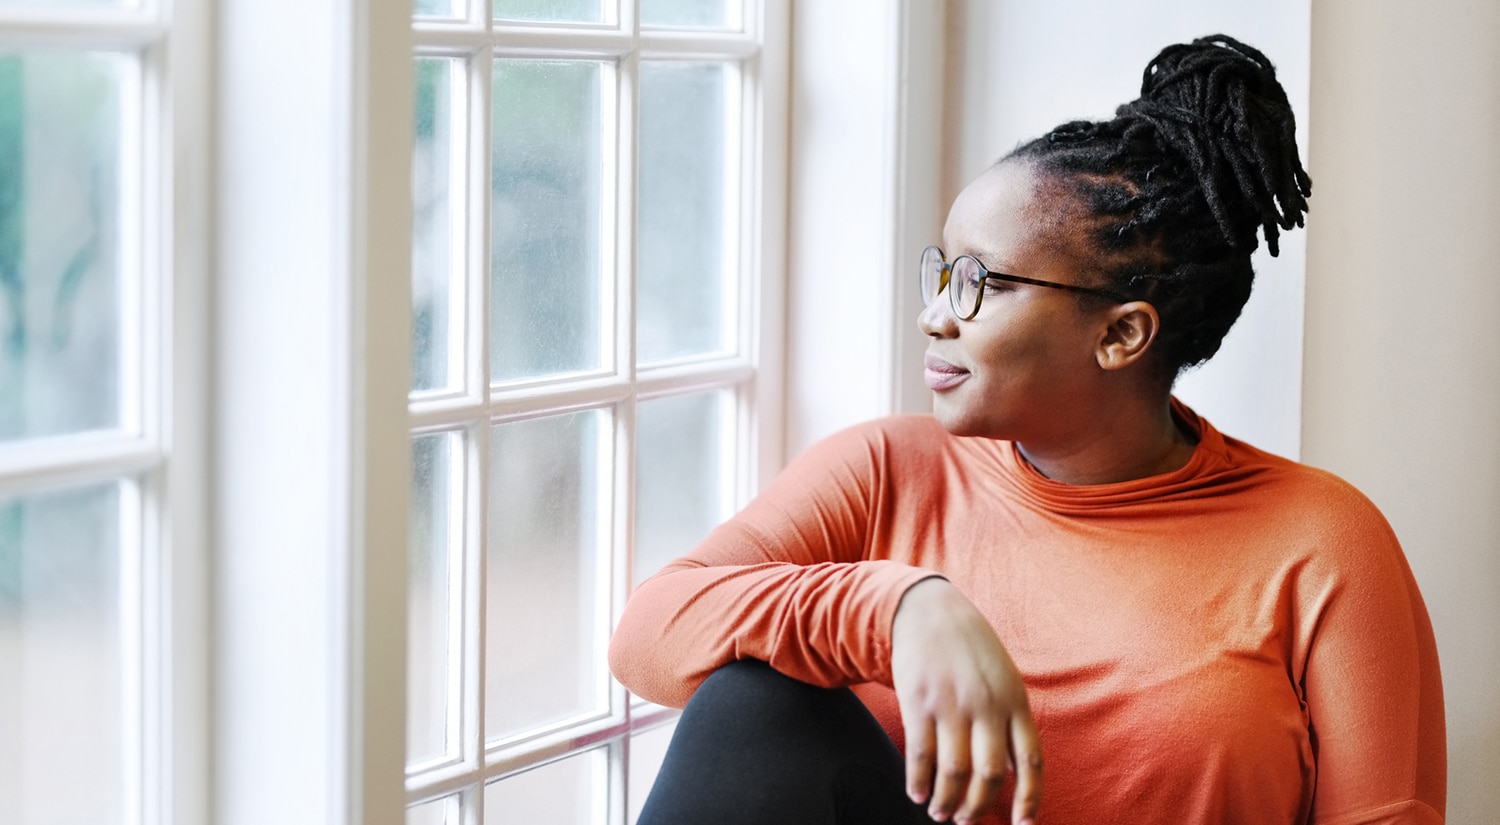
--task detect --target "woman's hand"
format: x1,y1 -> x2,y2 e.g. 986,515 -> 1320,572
891,578 -> 1041,825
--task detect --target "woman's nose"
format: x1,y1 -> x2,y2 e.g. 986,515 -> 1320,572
918,295 -> 958,338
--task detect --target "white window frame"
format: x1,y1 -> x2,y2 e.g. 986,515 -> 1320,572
211,1 -> 786,824
402,1 -> 790,820
0,1 -> 209,823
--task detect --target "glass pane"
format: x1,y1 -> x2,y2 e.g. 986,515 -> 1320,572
627,720 -> 678,825
634,391 -> 728,588
0,52 -> 126,442
0,482 -> 123,825
641,0 -> 736,29
408,794 -> 460,825
494,0 -> 603,24
637,62 -> 733,364
413,58 -> 460,394
485,747 -> 607,825
414,0 -> 463,18
491,60 -> 606,383
486,410 -> 607,741
409,432 -> 460,766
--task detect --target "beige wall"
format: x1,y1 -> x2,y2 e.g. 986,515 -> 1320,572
1305,2 -> 1500,821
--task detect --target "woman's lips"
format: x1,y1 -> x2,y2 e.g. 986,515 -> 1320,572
924,356 -> 970,391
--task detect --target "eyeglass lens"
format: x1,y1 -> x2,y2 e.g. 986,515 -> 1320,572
920,246 -> 946,306
949,256 -> 982,318
920,246 -> 983,319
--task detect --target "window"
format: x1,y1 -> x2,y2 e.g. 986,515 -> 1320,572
0,1 -> 207,823
404,0 -> 786,822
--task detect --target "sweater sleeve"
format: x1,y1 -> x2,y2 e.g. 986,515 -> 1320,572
1302,496 -> 1446,824
608,420 -> 941,708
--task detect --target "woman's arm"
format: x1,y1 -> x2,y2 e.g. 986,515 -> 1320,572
1303,514 -> 1446,824
608,419 -> 1043,825
608,420 -> 939,707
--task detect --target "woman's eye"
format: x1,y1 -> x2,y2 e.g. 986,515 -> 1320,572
981,278 -> 1009,294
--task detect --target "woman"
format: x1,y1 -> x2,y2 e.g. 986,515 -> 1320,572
609,35 -> 1445,825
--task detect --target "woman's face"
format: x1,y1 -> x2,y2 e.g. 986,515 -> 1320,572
919,160 -> 1117,443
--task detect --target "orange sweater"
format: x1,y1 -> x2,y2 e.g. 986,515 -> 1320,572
609,407 -> 1446,825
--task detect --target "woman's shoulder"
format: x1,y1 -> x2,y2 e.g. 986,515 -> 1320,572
1212,431 -> 1401,551
804,414 -> 959,455
788,414 -> 984,483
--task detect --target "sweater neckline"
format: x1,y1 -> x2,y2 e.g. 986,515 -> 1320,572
983,399 -> 1236,511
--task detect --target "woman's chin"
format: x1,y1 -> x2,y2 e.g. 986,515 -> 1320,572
931,399 -> 986,438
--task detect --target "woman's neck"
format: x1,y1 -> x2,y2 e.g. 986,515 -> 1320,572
1015,396 -> 1196,485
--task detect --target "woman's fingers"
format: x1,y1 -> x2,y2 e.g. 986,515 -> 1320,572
891,580 -> 1042,823
953,719 -> 1009,824
904,713 -> 937,805
927,716 -> 973,821
1009,711 -> 1044,825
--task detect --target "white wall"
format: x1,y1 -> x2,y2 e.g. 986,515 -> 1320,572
1305,2 -> 1500,821
945,0 -> 1311,459
784,0 -> 946,455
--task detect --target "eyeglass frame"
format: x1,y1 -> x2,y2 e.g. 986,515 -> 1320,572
920,245 -> 1131,321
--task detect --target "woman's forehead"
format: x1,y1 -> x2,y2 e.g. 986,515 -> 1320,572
943,161 -> 1091,269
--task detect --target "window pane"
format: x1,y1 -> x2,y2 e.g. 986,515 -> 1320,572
413,57 -> 460,394
414,0 -> 463,18
485,747 -> 607,825
627,720 -> 677,825
491,60 -> 606,383
637,62 -> 733,364
634,391 -> 728,588
408,794 -> 461,825
641,0 -> 736,29
486,410 -> 607,741
0,482 -> 123,825
494,0 -> 603,25
0,52 -> 126,442
409,432 -> 461,766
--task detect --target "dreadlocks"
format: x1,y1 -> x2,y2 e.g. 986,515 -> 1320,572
1008,34 -> 1312,378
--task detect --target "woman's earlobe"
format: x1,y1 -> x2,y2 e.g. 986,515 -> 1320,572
1096,302 -> 1160,371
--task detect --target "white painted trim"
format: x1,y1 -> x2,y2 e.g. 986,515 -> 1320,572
337,3 -> 413,824
0,434 -> 159,496
212,1 -> 411,822
750,0 -> 788,492
0,12 -> 163,48
888,0 -> 944,416
158,0 -> 210,821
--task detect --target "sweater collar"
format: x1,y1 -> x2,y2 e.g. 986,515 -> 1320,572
982,399 -> 1239,512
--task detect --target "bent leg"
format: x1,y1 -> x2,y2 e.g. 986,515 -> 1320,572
637,660 -> 932,825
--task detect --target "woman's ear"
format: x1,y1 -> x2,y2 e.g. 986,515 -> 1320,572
1096,301 -> 1160,371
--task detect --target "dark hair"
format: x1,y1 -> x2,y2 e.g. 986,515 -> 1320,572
1007,34 -> 1311,378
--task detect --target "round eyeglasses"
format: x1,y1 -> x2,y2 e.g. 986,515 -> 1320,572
919,245 -> 1129,321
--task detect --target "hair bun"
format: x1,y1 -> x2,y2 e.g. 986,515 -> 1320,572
1119,34 -> 1311,256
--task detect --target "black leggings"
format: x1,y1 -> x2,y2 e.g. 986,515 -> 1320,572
637,660 -> 936,825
